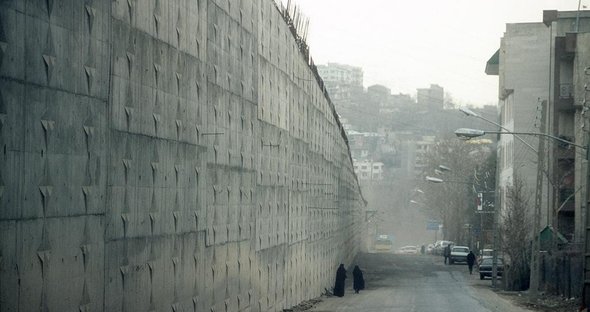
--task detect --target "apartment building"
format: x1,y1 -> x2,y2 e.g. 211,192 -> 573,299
486,9 -> 590,298
317,62 -> 364,87
488,10 -> 590,244
353,160 -> 385,181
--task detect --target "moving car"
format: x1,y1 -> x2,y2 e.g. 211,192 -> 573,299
449,246 -> 470,264
478,258 -> 504,280
396,246 -> 418,254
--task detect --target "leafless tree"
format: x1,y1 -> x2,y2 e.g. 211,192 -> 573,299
417,137 -> 493,244
500,172 -> 532,291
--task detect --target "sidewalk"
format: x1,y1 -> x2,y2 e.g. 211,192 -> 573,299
496,291 -> 580,312
466,272 -> 580,312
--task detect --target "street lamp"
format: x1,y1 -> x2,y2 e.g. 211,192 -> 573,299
425,176 -> 475,188
455,128 -> 586,150
425,176 -> 443,183
438,165 -> 452,172
458,108 -> 538,153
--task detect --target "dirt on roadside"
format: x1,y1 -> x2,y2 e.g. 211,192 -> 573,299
498,292 -> 581,312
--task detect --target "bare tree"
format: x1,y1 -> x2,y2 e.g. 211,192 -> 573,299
417,137 -> 493,244
500,172 -> 532,291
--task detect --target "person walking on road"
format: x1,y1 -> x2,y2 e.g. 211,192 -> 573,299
352,265 -> 365,294
467,250 -> 476,274
443,244 -> 452,265
334,264 -> 347,297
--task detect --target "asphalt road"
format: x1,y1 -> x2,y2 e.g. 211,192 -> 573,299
308,252 -> 533,312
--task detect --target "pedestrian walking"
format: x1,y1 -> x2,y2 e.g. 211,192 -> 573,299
467,250 -> 476,274
420,245 -> 425,255
352,265 -> 365,294
333,264 -> 347,297
443,244 -> 452,265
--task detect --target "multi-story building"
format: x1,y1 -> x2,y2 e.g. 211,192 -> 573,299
543,10 -> 590,244
485,21 -> 549,237
487,9 -> 590,297
353,160 -> 384,181
346,130 -> 386,161
487,10 -> 590,244
317,62 -> 364,87
317,63 -> 368,131
417,84 -> 444,109
414,136 -> 436,175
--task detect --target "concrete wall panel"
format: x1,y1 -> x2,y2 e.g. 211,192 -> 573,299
1,1 -> 365,311
0,8 -> 25,81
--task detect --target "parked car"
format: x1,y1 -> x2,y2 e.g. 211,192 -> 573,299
396,246 -> 418,254
449,246 -> 470,264
477,248 -> 494,265
426,244 -> 435,254
478,258 -> 504,280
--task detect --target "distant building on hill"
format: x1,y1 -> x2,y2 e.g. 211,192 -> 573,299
317,62 -> 363,87
417,84 -> 444,109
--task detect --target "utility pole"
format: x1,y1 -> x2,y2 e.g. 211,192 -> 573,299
530,99 -> 547,297
492,181 -> 499,287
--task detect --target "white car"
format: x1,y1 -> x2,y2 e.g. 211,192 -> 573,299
396,246 -> 418,254
426,244 -> 435,254
449,246 -> 470,264
434,240 -> 455,255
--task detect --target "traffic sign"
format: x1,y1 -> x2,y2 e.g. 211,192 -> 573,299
477,192 -> 483,211
426,220 -> 441,230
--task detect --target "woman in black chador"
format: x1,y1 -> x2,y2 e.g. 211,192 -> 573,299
352,265 -> 365,294
333,264 -> 347,297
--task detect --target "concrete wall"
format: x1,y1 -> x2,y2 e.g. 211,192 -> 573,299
498,22 -> 550,226
0,1 -> 366,311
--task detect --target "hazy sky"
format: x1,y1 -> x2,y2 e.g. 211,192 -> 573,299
290,0 -> 584,106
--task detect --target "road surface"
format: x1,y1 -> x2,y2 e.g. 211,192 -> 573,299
308,252 -> 532,312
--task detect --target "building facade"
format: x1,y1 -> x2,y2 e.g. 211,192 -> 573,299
317,62 -> 364,87
353,160 -> 384,181
487,10 -> 590,297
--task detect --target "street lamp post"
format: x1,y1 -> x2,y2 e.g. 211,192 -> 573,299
425,176 -> 472,185
455,127 -> 588,291
459,108 -> 538,153
455,128 -> 586,149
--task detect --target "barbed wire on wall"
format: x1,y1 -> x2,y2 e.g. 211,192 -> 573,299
273,0 -> 310,56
